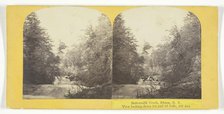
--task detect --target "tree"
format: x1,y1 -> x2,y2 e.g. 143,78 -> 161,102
23,12 -> 59,84
137,12 -> 201,98
63,14 -> 112,99
146,12 -> 202,98
57,41 -> 67,76
162,12 -> 201,84
58,41 -> 67,55
113,14 -> 144,84
142,42 -> 152,54
63,14 -> 112,87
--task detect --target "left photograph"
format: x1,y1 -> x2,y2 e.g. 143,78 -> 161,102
23,7 -> 113,99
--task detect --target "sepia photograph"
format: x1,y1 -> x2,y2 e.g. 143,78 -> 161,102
112,7 -> 201,99
23,7 -> 113,99
23,6 -> 201,99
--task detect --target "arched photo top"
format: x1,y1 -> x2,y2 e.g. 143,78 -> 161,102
23,7 -> 113,99
23,7 -> 112,52
112,7 -> 201,99
113,7 -> 201,52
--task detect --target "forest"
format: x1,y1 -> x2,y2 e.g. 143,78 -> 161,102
112,12 -> 201,98
23,12 -> 112,99
23,10 -> 201,99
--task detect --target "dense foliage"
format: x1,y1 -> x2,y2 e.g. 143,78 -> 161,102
23,11 -> 201,99
63,14 -> 112,98
23,13 -> 60,84
137,12 -> 201,98
113,14 -> 144,84
62,14 -> 112,87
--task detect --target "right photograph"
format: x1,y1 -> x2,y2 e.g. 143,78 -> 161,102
112,7 -> 201,99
